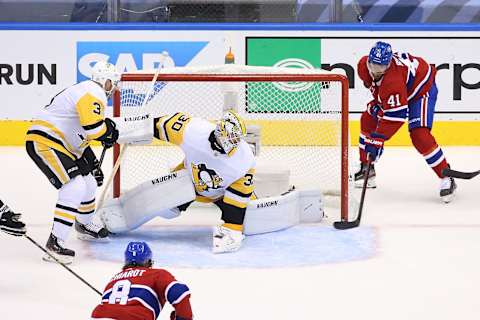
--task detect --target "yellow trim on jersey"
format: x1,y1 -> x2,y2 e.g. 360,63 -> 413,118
228,168 -> 255,196
155,113 -> 192,146
25,134 -> 76,161
223,196 -> 248,209
172,161 -> 186,172
54,210 -> 76,221
223,223 -> 243,232
39,148 -> 69,184
31,120 -> 76,154
76,93 -> 105,128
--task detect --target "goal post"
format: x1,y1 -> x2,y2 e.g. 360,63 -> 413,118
111,65 -> 353,222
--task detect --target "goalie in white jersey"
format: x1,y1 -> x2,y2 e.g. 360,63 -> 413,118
101,110 -> 255,254
25,61 -> 120,264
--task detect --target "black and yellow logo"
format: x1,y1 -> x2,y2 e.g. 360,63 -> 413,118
191,163 -> 223,192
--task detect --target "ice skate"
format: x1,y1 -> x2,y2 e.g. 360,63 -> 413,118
75,218 -> 109,242
440,177 -> 457,203
43,233 -> 75,265
212,225 -> 244,254
354,162 -> 376,188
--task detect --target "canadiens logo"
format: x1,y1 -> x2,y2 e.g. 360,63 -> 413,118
191,163 -> 222,192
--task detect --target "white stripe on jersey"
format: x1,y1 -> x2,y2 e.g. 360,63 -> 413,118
408,64 -> 431,101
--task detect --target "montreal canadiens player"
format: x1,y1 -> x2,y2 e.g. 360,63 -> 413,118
356,41 -> 456,203
91,241 -> 193,320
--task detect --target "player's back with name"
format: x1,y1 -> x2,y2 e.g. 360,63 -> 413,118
92,267 -> 181,320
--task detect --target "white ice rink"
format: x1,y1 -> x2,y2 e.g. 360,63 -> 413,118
1,146 -> 479,320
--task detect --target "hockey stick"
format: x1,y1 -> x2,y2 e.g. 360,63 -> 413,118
97,53 -> 168,210
442,168 -> 480,180
333,160 -> 372,230
24,234 -> 102,296
98,145 -> 107,167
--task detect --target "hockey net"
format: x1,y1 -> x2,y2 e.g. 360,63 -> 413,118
109,65 -> 356,222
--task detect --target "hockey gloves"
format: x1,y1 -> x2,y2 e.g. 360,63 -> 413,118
79,147 -> 104,186
98,118 -> 119,149
366,100 -> 383,119
92,162 -> 104,187
364,132 -> 385,162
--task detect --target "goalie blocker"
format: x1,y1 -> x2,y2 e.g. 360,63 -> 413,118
98,170 -> 324,235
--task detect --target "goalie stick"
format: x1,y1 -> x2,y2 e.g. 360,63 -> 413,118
24,234 -> 101,296
442,168 -> 480,180
333,161 -> 372,230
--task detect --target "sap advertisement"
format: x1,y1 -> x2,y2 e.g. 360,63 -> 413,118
0,27 -> 480,120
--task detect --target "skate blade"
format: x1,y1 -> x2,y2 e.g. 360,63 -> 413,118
76,234 -> 110,242
354,178 -> 377,189
441,193 -> 456,204
42,252 -> 74,265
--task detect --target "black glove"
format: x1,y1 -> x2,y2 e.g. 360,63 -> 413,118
92,162 -> 104,187
98,118 -> 119,149
80,147 -> 104,186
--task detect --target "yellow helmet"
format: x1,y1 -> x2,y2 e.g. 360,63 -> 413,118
214,110 -> 246,156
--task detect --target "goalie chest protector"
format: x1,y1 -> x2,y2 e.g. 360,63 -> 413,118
179,118 -> 255,200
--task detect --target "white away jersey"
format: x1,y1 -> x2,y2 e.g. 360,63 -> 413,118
155,113 -> 256,203
26,80 -> 108,158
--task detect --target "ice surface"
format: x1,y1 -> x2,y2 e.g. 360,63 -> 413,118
1,146 -> 479,320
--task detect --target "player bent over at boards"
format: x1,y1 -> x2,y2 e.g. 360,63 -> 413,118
91,241 -> 193,320
356,41 -> 456,203
98,110 -> 324,254
25,61 -> 120,264
0,199 -> 26,236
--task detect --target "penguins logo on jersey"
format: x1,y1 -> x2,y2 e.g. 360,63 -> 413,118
191,163 -> 223,192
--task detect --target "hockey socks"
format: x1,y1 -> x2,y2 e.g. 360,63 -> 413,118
410,127 -> 449,178
76,198 -> 96,225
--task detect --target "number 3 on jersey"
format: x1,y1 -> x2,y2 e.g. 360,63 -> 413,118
108,279 -> 131,305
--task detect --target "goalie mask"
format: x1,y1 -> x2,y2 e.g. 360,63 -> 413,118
91,61 -> 121,98
214,110 -> 247,156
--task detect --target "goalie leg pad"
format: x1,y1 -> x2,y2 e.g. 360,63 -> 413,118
99,170 -> 195,233
243,189 -> 324,236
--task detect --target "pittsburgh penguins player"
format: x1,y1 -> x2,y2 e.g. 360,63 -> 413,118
101,110 -> 255,254
0,199 -> 26,236
25,61 -> 120,264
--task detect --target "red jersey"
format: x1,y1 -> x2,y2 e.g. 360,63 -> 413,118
358,52 -> 436,136
91,267 -> 192,320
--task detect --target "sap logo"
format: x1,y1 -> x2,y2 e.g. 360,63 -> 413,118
76,41 -> 208,82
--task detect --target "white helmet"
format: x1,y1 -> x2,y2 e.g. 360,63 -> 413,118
91,61 -> 120,97
214,110 -> 247,156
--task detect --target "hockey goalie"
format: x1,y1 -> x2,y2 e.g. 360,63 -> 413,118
97,110 -> 324,254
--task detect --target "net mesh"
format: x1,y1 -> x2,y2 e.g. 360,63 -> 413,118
111,65 -> 356,221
